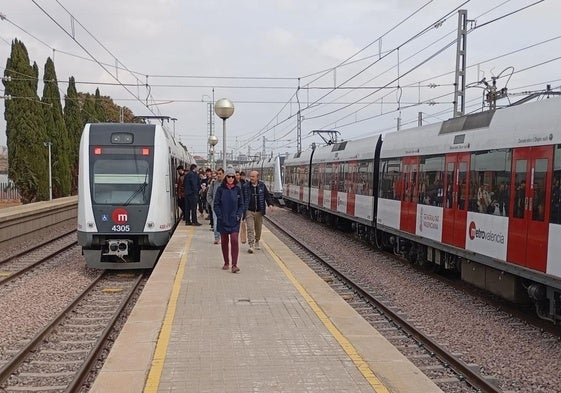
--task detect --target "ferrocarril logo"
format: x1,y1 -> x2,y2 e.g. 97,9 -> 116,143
468,221 -> 505,244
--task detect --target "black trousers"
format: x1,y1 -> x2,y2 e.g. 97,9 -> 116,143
185,194 -> 199,223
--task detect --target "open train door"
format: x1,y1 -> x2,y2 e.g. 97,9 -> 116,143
507,146 -> 552,272
442,153 -> 470,248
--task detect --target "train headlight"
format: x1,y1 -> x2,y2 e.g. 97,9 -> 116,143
109,242 -> 119,252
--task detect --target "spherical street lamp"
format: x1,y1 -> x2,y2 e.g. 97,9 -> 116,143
208,135 -> 219,170
214,98 -> 234,169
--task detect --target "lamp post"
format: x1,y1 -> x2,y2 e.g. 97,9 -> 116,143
214,98 -> 234,169
44,141 -> 52,201
208,135 -> 219,169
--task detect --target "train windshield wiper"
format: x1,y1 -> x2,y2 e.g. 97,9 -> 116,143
123,169 -> 149,206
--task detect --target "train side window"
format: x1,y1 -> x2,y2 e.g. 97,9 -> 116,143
532,158 -> 548,222
550,145 -> 561,224
310,164 -> 318,187
418,155 -> 444,206
357,160 -> 370,195
470,149 -> 511,214
380,158 -> 401,200
513,159 -> 527,218
339,162 -> 347,192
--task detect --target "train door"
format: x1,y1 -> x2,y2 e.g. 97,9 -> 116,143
298,164 -> 305,202
330,162 -> 339,211
347,160 -> 357,215
442,153 -> 470,248
507,146 -> 552,271
318,163 -> 325,207
400,156 -> 419,234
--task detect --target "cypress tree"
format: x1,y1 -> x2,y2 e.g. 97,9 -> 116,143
2,39 -> 49,203
64,76 -> 83,195
82,94 -> 97,124
94,88 -> 106,122
42,57 -> 71,197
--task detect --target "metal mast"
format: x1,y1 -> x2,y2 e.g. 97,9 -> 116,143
453,10 -> 468,118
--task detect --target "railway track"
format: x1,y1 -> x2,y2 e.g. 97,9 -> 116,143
0,271 -> 145,392
0,229 -> 77,285
266,214 -> 502,393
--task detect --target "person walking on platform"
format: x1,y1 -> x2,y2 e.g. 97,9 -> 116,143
207,167 -> 223,244
184,163 -> 201,226
242,170 -> 274,253
175,165 -> 185,220
213,166 -> 244,273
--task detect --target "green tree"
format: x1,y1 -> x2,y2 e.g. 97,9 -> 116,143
94,88 -> 106,122
64,76 -> 84,195
42,57 -> 71,197
81,93 -> 97,124
2,39 -> 49,203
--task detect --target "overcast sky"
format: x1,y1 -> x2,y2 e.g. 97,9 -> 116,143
1,0 -> 560,159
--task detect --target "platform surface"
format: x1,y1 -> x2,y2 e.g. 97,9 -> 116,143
90,220 -> 443,393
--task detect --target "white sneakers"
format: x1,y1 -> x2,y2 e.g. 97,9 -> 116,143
248,241 -> 261,253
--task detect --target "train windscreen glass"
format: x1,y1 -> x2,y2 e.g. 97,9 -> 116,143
92,159 -> 150,205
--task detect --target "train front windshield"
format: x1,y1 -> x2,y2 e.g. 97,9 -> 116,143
92,159 -> 151,205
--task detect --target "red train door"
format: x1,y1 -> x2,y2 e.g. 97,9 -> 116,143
330,162 -> 339,211
507,146 -> 552,271
442,153 -> 470,248
400,156 -> 419,234
347,161 -> 357,215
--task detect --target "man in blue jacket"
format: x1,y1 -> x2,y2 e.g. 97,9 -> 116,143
184,163 -> 201,226
242,170 -> 274,253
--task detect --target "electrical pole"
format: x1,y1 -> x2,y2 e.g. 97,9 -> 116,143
453,10 -> 468,118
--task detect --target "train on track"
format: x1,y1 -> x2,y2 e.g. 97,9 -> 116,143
240,155 -> 285,202
77,123 -> 195,269
282,97 -> 561,324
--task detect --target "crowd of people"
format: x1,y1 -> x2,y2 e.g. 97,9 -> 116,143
175,164 -> 274,274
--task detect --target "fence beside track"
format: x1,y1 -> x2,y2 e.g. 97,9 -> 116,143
0,196 -> 77,243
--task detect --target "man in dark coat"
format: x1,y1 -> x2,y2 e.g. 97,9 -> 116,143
184,163 -> 201,226
242,170 -> 274,253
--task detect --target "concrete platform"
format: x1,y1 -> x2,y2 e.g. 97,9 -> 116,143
90,221 -> 443,393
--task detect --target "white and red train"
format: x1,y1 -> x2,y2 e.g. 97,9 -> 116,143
283,97 -> 561,324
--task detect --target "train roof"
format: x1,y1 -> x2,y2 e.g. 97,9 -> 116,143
286,135 -> 381,165
382,97 -> 561,158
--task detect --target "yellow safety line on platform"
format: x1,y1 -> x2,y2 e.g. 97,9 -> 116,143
263,240 -> 391,393
143,228 -> 192,393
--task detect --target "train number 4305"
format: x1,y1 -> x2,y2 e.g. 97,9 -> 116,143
112,225 -> 130,232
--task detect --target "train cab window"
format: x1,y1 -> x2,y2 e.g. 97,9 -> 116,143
92,159 -> 151,205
